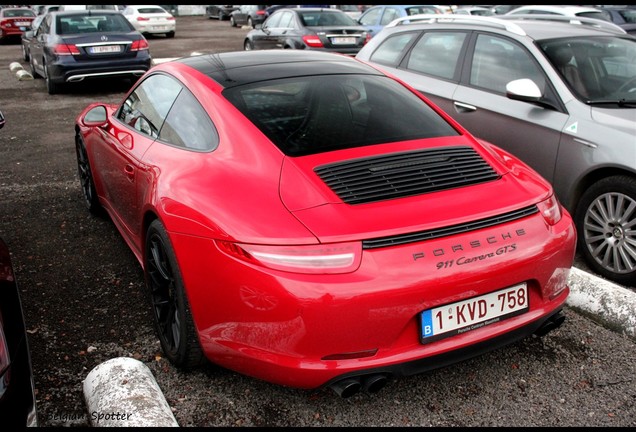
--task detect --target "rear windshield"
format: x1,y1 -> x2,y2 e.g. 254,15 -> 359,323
298,10 -> 357,27
57,13 -> 132,34
223,75 -> 459,157
137,8 -> 167,14
2,9 -> 35,17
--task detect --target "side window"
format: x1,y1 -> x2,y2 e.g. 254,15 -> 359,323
359,7 -> 381,26
406,31 -> 467,80
369,32 -> 419,66
470,34 -> 545,94
380,7 -> 400,26
117,74 -> 182,139
159,90 -> 218,151
278,11 -> 293,29
264,11 -> 281,28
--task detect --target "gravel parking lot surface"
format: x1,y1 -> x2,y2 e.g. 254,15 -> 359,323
0,16 -> 634,427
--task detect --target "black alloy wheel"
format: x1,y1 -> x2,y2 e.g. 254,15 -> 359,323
75,134 -> 101,214
145,220 -> 205,368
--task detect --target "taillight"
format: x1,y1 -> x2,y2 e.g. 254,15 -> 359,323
167,16 -> 175,21
537,194 -> 562,226
53,43 -> 80,55
137,16 -> 150,21
130,38 -> 149,51
256,10 -> 265,15
363,33 -> 371,45
302,35 -> 324,48
216,241 -> 362,274
0,19 -> 10,27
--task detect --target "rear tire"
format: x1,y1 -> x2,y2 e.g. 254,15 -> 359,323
44,63 -> 60,95
244,39 -> 253,51
145,219 -> 205,369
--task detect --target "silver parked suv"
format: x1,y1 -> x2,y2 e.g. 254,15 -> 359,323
356,14 -> 636,286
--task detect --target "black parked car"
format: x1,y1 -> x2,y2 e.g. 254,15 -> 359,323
20,12 -> 43,61
244,7 -> 370,55
28,10 -> 152,94
0,111 -> 38,427
205,5 -> 239,21
229,4 -> 267,29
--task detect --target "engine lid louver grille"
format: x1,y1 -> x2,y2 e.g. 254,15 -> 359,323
363,206 -> 538,249
314,146 -> 500,204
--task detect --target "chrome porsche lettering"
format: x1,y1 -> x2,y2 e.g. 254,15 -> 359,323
412,229 -> 525,261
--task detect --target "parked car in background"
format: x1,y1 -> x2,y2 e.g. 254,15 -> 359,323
0,111 -> 38,427
454,6 -> 494,16
356,4 -> 443,38
205,4 -> 239,21
596,5 -> 636,36
229,4 -> 267,29
334,4 -> 365,20
244,7 -> 370,55
29,10 -> 152,94
58,5 -> 120,12
20,12 -> 43,60
504,5 -> 611,22
0,6 -> 36,43
356,14 -> 636,286
122,4 -> 175,38
74,49 -> 575,396
490,5 -> 522,15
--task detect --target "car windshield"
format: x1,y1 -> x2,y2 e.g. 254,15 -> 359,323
299,11 -> 357,27
540,36 -> 636,103
224,74 -> 459,157
56,13 -> 132,34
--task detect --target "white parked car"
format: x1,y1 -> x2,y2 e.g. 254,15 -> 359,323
122,4 -> 175,38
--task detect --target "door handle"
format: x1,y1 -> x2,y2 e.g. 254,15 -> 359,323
453,101 -> 477,113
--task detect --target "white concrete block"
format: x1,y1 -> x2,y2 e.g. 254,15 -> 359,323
83,357 -> 179,427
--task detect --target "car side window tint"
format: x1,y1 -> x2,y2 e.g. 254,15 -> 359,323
117,74 -> 182,139
264,11 -> 281,28
380,7 -> 400,25
278,11 -> 293,29
159,90 -> 219,152
406,32 -> 467,80
369,32 -> 419,66
470,34 -> 545,94
359,7 -> 381,26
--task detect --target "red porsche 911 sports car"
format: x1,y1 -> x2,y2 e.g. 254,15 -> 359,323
74,50 -> 576,397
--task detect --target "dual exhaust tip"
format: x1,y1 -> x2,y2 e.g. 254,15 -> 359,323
329,310 -> 566,398
329,373 -> 389,398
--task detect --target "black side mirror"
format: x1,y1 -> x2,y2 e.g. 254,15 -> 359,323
0,110 -> 5,130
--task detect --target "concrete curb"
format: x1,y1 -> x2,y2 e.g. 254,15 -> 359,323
83,357 -> 179,427
566,267 -> 636,340
8,61 -> 33,80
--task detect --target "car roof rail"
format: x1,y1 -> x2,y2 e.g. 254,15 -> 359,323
496,14 -> 627,35
385,14 -> 527,36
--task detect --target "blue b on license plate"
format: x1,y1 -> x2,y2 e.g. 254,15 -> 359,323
419,283 -> 528,344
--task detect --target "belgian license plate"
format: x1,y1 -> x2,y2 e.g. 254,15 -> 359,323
152,26 -> 167,30
331,36 -> 356,45
90,45 -> 121,54
16,21 -> 30,26
420,283 -> 528,344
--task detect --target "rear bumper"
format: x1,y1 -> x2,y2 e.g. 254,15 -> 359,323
49,55 -> 151,84
172,206 -> 576,389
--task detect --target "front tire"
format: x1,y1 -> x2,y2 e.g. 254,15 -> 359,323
145,220 -> 205,369
75,134 -> 101,214
575,175 -> 636,286
247,17 -> 254,28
